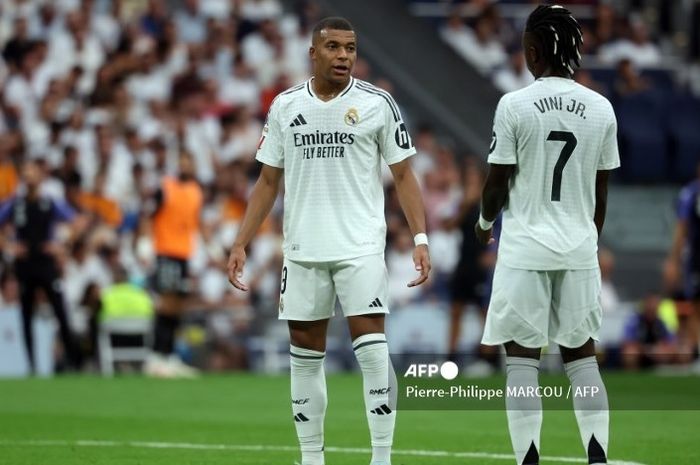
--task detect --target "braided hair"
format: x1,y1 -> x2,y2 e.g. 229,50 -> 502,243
525,5 -> 583,75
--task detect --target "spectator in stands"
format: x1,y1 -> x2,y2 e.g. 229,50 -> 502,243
493,47 -> 533,93
0,138 -> 18,201
440,9 -> 506,75
599,16 -> 661,68
614,59 -> 650,97
0,268 -> 19,310
622,294 -> 677,370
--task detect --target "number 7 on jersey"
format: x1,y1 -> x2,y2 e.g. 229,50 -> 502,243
547,130 -> 577,202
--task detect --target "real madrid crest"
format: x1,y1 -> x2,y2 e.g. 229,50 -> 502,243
344,108 -> 359,126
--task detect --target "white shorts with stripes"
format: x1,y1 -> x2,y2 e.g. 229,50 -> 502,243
278,253 -> 389,321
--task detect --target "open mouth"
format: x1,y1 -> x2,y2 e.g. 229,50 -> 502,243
332,65 -> 349,74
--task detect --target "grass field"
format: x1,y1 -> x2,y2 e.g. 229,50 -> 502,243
0,374 -> 698,465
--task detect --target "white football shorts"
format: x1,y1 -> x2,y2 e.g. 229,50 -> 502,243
482,262 -> 602,349
277,253 -> 390,321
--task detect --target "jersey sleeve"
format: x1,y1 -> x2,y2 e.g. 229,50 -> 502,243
487,94 -> 517,165
255,98 -> 284,168
379,95 -> 416,165
597,109 -> 621,170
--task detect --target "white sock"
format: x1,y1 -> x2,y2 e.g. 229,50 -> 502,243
290,345 -> 327,465
353,333 -> 396,465
565,356 -> 609,465
505,357 -> 542,465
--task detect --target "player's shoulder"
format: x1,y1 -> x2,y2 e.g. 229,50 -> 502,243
495,84 -> 532,113
353,79 -> 400,112
269,80 -> 309,109
573,81 -> 615,112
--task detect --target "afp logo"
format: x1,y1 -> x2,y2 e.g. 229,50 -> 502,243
404,361 -> 458,380
394,123 -> 412,149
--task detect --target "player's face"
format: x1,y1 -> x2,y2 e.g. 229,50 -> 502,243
311,29 -> 357,85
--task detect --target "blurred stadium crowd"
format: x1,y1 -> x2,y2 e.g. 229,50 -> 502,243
0,0 -> 697,375
437,0 -> 700,183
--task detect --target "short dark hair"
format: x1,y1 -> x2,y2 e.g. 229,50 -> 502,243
312,17 -> 354,43
526,5 -> 583,74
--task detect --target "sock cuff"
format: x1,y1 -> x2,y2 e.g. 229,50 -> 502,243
506,356 -> 540,369
564,356 -> 598,376
352,333 -> 387,352
290,345 -> 325,359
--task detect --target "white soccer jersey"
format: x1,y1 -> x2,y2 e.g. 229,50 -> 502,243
256,77 -> 416,261
488,77 -> 620,270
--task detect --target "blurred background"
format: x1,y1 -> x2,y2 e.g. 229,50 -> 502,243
0,0 -> 698,377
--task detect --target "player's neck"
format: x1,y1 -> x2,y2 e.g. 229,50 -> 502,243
538,68 -> 573,80
311,76 -> 350,102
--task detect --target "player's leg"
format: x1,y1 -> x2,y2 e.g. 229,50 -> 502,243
553,268 -> 608,465
560,340 -> 609,465
482,263 -> 551,465
289,319 -> 330,465
503,341 -> 543,465
281,259 -> 335,465
347,314 -> 396,465
335,254 -> 395,465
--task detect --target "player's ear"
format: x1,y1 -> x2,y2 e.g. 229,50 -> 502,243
309,45 -> 316,61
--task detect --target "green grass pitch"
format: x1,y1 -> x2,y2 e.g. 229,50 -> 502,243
0,374 -> 697,464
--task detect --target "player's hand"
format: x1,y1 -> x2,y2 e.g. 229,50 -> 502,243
408,244 -> 431,287
474,222 -> 496,246
227,245 -> 248,291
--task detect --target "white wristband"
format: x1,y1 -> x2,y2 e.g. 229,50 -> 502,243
478,214 -> 495,230
414,233 -> 429,247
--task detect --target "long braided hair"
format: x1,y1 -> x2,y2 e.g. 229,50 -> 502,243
525,5 -> 583,75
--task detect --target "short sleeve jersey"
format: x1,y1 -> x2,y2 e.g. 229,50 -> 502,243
256,77 -> 416,261
488,77 -> 620,270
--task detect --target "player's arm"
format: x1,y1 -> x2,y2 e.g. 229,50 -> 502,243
389,159 -> 431,287
475,94 -> 517,245
475,163 -> 514,245
594,170 -> 611,237
227,163 -> 283,291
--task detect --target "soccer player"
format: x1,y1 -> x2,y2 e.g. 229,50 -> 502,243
227,17 -> 430,465
667,161 -> 700,369
474,5 -> 619,465
142,151 -> 203,377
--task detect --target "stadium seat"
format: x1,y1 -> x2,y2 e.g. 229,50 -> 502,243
616,94 -> 669,182
667,94 -> 700,182
98,318 -> 152,377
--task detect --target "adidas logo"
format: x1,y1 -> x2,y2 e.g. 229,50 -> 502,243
289,114 -> 307,127
370,404 -> 392,415
293,413 -> 310,422
368,298 -> 383,308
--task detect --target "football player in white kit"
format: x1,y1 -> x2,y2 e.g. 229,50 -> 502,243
226,17 -> 431,465
475,5 -> 620,465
